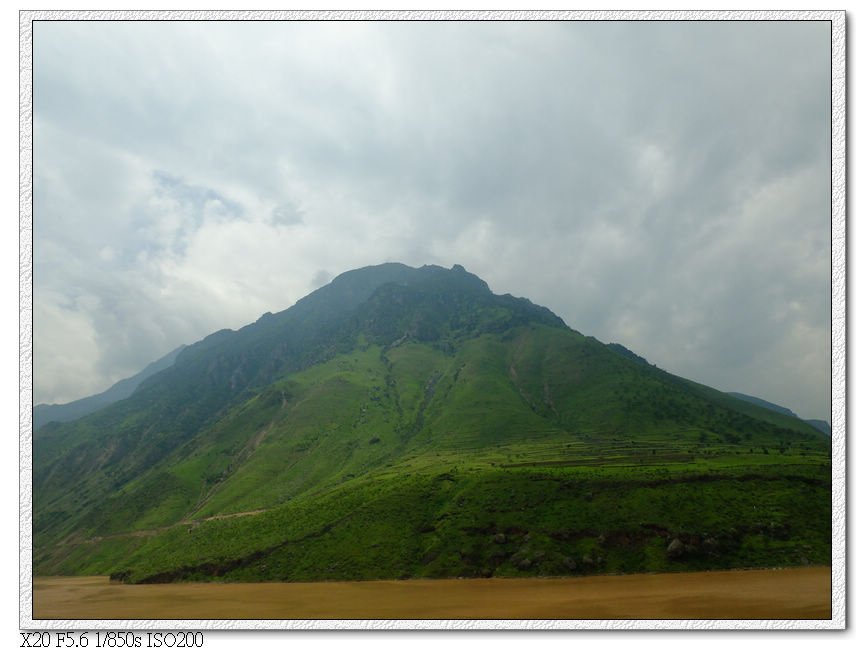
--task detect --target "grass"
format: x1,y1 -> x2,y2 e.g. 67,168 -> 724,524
37,440 -> 830,583
34,324 -> 831,584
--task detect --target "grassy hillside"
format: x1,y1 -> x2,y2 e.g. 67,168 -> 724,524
33,264 -> 830,583
35,332 -> 830,583
38,445 -> 829,583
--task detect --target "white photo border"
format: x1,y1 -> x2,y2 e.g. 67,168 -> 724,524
18,8 -> 847,631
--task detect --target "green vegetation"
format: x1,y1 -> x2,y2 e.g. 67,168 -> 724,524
33,264 -> 831,583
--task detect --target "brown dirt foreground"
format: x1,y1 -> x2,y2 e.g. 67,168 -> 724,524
33,566 -> 830,620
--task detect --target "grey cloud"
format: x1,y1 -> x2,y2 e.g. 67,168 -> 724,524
272,203 -> 304,227
32,20 -> 832,421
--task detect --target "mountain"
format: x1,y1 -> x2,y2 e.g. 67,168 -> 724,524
33,345 -> 186,432
726,392 -> 798,419
804,419 -> 831,436
33,263 -> 830,584
606,342 -> 651,366
727,392 -> 830,436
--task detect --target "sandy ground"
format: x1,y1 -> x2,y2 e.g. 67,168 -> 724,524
33,566 -> 830,620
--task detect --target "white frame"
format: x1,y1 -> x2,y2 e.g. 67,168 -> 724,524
18,9 -> 847,631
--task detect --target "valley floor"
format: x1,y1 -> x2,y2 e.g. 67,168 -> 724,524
33,566 -> 830,621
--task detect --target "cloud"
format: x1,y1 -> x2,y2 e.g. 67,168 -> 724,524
32,20 -> 831,420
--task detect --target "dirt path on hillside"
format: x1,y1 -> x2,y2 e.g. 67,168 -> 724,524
33,566 -> 831,621
81,509 -> 269,543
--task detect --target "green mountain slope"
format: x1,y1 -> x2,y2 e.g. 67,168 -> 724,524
33,264 -> 830,583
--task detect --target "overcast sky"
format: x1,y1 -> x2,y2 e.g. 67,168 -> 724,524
32,19 -> 832,420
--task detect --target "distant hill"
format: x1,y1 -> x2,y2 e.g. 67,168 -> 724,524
33,263 -> 830,584
33,345 -> 185,432
727,392 -> 829,436
804,419 -> 831,436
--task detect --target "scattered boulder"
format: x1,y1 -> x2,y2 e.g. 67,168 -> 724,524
518,558 -> 533,570
582,554 -> 595,566
667,538 -> 686,559
562,556 -> 577,571
493,533 -> 507,544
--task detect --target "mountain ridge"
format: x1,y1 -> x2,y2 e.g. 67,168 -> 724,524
727,391 -> 830,436
33,345 -> 186,432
